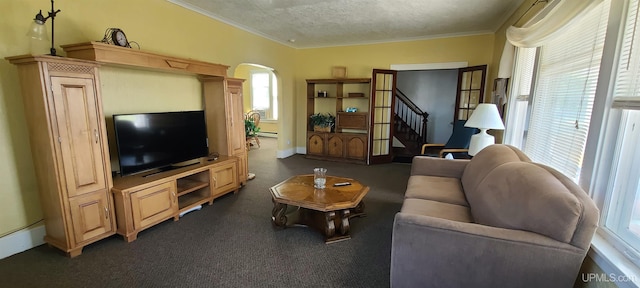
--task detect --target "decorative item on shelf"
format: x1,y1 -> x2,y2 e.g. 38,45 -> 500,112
464,103 -> 505,156
317,90 -> 328,97
101,28 -> 132,48
345,107 -> 358,112
332,66 -> 347,78
207,152 -> 219,161
26,0 -> 61,56
310,113 -> 335,132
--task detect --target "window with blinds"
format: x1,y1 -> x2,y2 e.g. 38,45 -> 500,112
523,1 -> 610,181
613,0 -> 640,109
604,0 -> 640,262
504,47 -> 537,148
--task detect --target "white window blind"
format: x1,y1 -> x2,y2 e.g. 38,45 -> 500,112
504,47 -> 537,148
524,1 -> 610,181
613,0 -> 640,110
516,48 -> 537,99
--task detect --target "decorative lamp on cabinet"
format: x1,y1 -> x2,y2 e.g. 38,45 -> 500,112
464,103 -> 505,156
26,0 -> 61,56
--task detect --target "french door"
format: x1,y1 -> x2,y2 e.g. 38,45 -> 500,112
368,69 -> 397,164
454,65 -> 487,121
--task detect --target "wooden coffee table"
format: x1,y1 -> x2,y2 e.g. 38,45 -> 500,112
270,175 -> 369,243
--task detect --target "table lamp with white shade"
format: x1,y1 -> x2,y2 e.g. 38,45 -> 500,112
464,103 -> 505,156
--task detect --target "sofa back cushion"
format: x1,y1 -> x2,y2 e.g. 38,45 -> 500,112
461,145 -> 530,197
467,161 -> 583,243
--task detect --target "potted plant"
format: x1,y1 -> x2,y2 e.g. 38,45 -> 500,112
245,117 -> 261,137
309,113 -> 335,132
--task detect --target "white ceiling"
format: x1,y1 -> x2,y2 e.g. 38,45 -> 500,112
167,0 -> 525,48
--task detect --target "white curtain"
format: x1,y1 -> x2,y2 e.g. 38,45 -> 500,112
506,0 -> 604,48
497,42 -> 515,78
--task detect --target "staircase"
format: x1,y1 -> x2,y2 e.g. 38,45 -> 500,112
393,89 -> 429,162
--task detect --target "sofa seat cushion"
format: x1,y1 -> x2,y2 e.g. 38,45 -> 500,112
467,162 -> 582,244
406,175 -> 469,206
401,198 -> 472,223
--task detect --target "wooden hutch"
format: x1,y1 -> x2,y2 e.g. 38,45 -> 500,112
7,41 -> 247,256
306,78 -> 371,164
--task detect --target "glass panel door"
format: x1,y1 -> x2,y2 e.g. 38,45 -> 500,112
369,69 -> 396,164
455,65 -> 487,121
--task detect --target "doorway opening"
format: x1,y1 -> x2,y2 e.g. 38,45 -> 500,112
391,62 -> 487,161
233,63 -> 281,178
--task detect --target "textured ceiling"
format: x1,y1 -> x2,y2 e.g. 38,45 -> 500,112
167,0 -> 525,48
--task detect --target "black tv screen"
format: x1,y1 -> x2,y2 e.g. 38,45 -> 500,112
113,111 -> 208,176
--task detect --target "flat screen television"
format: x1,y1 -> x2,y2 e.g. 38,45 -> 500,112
113,110 -> 209,176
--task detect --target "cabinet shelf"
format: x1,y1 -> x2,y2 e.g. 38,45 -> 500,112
176,178 -> 209,197
178,189 -> 211,210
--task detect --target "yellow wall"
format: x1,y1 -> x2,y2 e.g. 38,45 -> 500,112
1,0 -> 496,237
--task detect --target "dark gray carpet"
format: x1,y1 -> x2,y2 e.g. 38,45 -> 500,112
0,137 -> 410,288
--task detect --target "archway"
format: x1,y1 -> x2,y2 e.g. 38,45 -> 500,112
232,63 -> 281,177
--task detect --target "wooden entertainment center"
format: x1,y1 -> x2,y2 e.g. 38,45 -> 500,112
111,156 -> 238,242
7,42 -> 247,257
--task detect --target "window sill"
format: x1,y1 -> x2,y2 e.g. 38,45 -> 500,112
588,232 -> 640,287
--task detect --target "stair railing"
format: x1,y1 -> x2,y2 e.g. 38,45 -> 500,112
395,89 -> 429,145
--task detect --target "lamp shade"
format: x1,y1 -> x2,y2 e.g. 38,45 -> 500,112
26,20 -> 49,41
464,104 -> 505,130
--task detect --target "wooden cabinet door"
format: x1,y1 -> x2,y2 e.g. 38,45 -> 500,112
51,76 -> 108,198
212,162 -> 238,197
345,134 -> 367,160
68,191 -> 114,244
130,182 -> 177,230
327,134 -> 344,158
307,133 -> 325,156
227,81 -> 246,156
236,153 -> 248,185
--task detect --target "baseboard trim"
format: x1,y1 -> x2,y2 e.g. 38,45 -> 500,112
277,147 -> 296,158
256,132 -> 277,138
0,222 -> 45,259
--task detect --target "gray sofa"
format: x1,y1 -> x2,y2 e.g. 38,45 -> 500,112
391,144 -> 599,288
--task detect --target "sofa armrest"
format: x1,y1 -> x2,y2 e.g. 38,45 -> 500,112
391,213 -> 586,288
410,156 -> 469,178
